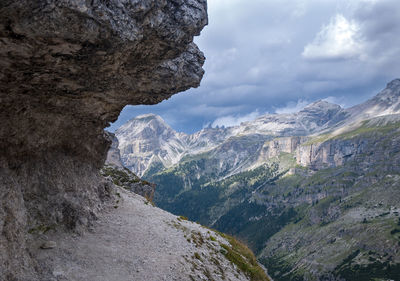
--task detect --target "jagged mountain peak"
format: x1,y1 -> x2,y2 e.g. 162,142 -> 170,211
116,113 -> 176,139
375,78 -> 400,101
302,100 -> 342,112
134,113 -> 167,123
120,113 -> 169,128
386,78 -> 400,91
347,78 -> 400,119
116,114 -> 188,176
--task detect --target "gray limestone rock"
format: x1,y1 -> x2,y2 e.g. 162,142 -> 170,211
0,0 -> 207,280
104,132 -> 155,200
105,132 -> 125,169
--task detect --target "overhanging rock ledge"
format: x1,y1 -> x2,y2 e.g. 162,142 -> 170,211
0,1 -> 207,280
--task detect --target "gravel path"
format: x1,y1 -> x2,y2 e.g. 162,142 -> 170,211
33,188 -> 250,281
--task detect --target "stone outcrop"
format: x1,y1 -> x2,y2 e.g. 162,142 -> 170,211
103,132 -> 156,201
258,137 -> 303,159
105,132 -> 125,169
297,138 -> 368,169
0,0 -> 207,280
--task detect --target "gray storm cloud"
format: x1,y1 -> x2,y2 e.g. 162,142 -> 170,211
109,0 -> 400,133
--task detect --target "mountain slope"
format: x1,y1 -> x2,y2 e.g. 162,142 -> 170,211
149,115 -> 400,281
348,79 -> 400,120
117,79 -> 400,281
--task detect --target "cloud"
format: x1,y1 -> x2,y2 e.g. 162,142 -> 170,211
275,100 -> 310,114
322,96 -> 348,108
211,110 -> 263,128
302,14 -> 365,60
109,0 -> 400,134
354,0 -> 400,67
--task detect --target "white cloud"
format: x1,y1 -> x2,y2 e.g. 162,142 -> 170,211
212,110 -> 262,128
110,0 -> 400,134
322,96 -> 358,108
275,100 -> 310,114
302,14 -> 365,60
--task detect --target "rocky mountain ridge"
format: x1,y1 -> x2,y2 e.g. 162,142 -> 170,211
117,79 -> 400,177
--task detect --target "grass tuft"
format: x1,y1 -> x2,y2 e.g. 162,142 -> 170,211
178,215 -> 188,221
219,233 -> 270,281
194,252 -> 202,260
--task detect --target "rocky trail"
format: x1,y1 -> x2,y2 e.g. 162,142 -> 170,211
32,188 -> 251,281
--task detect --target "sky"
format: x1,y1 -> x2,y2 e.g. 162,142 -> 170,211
108,0 -> 400,134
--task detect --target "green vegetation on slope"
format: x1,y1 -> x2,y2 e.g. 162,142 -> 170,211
102,165 -> 154,201
219,232 -> 270,281
304,119 -> 400,145
145,120 -> 400,281
102,165 -> 141,186
149,163 -> 280,225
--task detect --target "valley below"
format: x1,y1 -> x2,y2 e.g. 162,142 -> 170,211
117,79 -> 400,281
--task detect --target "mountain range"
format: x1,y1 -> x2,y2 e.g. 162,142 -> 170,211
117,79 -> 400,178
115,79 -> 400,281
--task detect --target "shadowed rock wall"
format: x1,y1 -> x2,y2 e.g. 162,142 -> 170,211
0,0 -> 207,279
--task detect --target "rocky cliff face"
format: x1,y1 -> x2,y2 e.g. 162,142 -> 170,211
258,137 -> 303,160
105,133 -> 125,169
0,1 -> 207,280
297,138 -> 368,169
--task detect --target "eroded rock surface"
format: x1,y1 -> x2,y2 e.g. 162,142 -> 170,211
0,0 -> 207,280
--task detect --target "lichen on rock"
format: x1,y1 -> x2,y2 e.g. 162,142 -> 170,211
0,0 -> 207,279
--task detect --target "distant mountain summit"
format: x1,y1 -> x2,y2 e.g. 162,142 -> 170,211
116,79 -> 400,176
384,78 -> 400,94
300,100 -> 343,123
116,114 -> 187,176
347,78 -> 400,120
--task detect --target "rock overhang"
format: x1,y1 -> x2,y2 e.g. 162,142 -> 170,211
0,1 -> 208,279
0,0 -> 207,159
